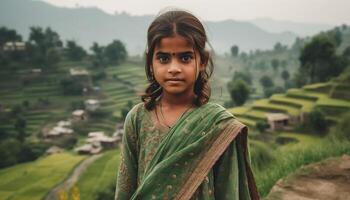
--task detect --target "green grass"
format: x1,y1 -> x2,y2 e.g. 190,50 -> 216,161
77,150 -> 120,200
0,153 -> 86,200
255,137 -> 350,197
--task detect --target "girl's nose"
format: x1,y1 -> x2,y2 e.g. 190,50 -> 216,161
167,60 -> 181,73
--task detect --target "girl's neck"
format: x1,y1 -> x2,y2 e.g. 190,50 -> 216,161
160,92 -> 195,108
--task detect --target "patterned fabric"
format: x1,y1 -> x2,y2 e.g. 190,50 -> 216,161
115,102 -> 259,200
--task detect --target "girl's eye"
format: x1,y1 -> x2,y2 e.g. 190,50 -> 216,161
181,55 -> 193,63
158,56 -> 169,63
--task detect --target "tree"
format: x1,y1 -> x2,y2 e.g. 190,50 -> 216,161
271,59 -> 279,72
0,27 -> 22,47
104,40 -> 127,65
14,116 -> 26,142
230,45 -> 239,57
263,86 -> 284,98
65,40 -> 87,61
259,75 -> 274,88
232,71 -> 252,84
0,139 -> 21,168
299,35 -> 345,83
273,42 -> 286,52
90,42 -> 106,68
28,27 -> 63,67
227,79 -> 250,106
308,108 -> 327,134
281,70 -> 290,82
281,70 -> 290,89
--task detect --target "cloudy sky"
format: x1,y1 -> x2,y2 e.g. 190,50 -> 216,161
39,0 -> 350,25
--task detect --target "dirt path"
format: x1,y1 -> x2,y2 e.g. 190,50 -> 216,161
45,154 -> 103,200
266,154 -> 350,200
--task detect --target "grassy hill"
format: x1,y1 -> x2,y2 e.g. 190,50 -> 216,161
229,72 -> 350,128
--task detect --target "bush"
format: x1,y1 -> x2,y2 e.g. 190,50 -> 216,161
92,71 -> 107,82
308,108 -> 328,134
263,86 -> 285,98
60,77 -> 84,95
0,139 -> 21,168
332,111 -> 350,140
256,121 -> 269,133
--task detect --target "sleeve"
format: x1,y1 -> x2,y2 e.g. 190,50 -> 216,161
115,106 -> 140,200
213,131 -> 259,200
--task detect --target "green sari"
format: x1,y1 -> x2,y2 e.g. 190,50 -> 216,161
115,102 -> 259,200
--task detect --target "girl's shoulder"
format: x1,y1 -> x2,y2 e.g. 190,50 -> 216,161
125,102 -> 145,122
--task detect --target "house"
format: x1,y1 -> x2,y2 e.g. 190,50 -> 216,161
70,68 -> 89,76
46,126 -> 73,138
85,99 -> 100,112
46,146 -> 65,155
31,68 -> 42,74
265,113 -> 290,131
3,42 -> 26,51
72,109 -> 87,121
75,143 -> 102,155
86,131 -> 118,149
57,120 -> 71,127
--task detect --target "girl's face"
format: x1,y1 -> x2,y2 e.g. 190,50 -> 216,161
152,35 -> 204,96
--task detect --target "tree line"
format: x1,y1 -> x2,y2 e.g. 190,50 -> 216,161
0,26 -> 128,69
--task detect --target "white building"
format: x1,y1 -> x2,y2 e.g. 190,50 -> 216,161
72,109 -> 87,121
3,42 -> 26,51
85,99 -> 100,112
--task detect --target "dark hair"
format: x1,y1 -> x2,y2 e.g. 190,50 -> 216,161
141,9 -> 214,110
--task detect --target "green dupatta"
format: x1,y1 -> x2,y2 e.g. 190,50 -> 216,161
115,103 -> 259,200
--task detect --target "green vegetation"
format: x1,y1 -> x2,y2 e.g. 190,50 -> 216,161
0,153 -> 85,200
77,150 -> 120,200
253,132 -> 350,197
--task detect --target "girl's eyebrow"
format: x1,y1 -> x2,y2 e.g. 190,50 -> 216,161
155,51 -> 194,56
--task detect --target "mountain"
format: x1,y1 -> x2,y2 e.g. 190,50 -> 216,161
250,18 -> 333,37
1,0 -> 301,55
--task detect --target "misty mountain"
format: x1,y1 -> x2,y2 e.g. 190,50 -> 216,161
250,18 -> 333,37
0,0 -> 328,55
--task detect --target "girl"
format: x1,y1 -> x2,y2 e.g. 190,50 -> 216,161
115,9 -> 259,200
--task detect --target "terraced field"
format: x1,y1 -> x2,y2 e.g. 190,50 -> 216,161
229,75 -> 350,128
0,153 -> 85,200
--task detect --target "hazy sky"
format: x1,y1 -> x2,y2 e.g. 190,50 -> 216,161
39,0 -> 350,25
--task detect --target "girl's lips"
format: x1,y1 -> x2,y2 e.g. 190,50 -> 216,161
165,78 -> 184,81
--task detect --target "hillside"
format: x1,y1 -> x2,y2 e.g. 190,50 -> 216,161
229,72 -> 350,128
0,0 -> 298,54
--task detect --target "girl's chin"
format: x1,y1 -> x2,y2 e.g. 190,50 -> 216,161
162,87 -> 189,95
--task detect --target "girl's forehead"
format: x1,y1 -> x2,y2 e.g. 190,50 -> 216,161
155,35 -> 194,52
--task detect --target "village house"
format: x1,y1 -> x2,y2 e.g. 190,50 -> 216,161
69,68 -> 89,76
265,113 -> 290,131
30,68 -> 42,74
75,143 -> 102,155
86,131 -> 118,149
84,99 -> 100,112
3,41 -> 26,51
46,126 -> 74,138
72,109 -> 88,121
75,131 -> 120,155
46,146 -> 65,155
44,120 -> 74,138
